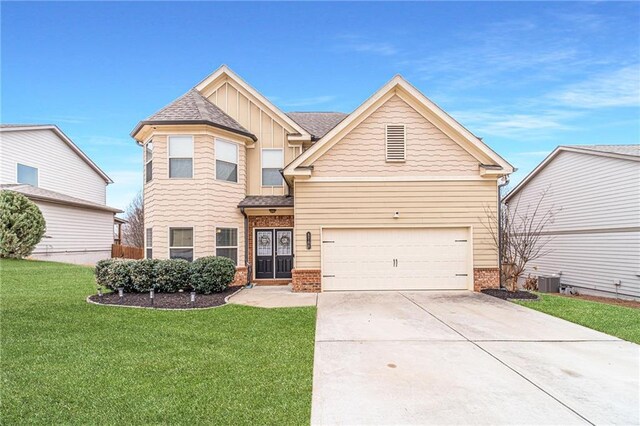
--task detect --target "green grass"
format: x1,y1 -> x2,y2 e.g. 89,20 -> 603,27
0,259 -> 316,425
516,293 -> 640,344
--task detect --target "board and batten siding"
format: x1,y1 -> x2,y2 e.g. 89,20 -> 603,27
204,79 -> 300,196
312,95 -> 480,177
31,200 -> 114,264
144,132 -> 246,264
294,179 -> 499,270
0,129 -> 107,204
507,150 -> 640,298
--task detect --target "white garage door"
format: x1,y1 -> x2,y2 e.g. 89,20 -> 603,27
322,227 -> 471,291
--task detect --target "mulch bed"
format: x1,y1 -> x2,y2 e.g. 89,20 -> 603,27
88,286 -> 242,309
481,288 -> 539,300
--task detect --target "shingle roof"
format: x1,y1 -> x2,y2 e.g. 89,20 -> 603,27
0,184 -> 122,213
0,124 -> 52,128
238,196 -> 294,208
286,112 -> 348,140
131,89 -> 257,140
567,144 -> 639,158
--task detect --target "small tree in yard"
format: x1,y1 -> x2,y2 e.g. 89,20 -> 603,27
484,187 -> 560,291
122,191 -> 144,248
0,191 -> 46,259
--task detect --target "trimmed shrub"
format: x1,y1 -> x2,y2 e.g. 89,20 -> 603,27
190,256 -> 236,294
108,260 -> 136,292
94,258 -> 117,288
130,259 -> 161,292
0,191 -> 46,259
154,259 -> 191,293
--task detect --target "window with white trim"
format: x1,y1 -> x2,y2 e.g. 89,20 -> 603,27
216,228 -> 238,265
168,136 -> 193,178
385,124 -> 406,162
145,141 -> 153,183
215,139 -> 238,182
17,163 -> 38,186
169,227 -> 193,261
145,228 -> 153,259
262,149 -> 283,186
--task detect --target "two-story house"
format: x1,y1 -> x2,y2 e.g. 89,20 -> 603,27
132,66 -> 513,292
0,124 -> 122,264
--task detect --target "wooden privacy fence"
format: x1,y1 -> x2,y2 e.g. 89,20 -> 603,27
111,244 -> 144,260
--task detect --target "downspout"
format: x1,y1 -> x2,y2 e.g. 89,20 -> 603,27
240,207 -> 252,288
497,176 -> 510,290
279,168 -> 291,197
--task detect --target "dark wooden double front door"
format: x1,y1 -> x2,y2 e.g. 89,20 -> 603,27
255,228 -> 293,279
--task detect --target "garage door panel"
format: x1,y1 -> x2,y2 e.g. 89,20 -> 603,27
322,228 -> 470,291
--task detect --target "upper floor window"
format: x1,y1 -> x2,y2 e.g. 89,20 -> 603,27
215,139 -> 238,183
168,136 -> 193,178
145,141 -> 153,183
17,163 -> 38,187
216,227 -> 238,265
169,227 -> 193,262
145,228 -> 153,259
262,149 -> 283,186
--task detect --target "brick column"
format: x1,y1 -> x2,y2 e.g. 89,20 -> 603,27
474,268 -> 500,291
292,269 -> 321,293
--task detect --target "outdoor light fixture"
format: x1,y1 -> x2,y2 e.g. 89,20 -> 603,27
306,231 -> 311,249
118,287 -> 124,302
150,289 -> 155,307
269,208 -> 276,213
98,287 -> 103,303
393,211 -> 400,219
190,291 -> 196,306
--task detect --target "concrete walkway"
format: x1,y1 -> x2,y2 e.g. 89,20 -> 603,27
312,291 -> 640,425
227,285 -> 317,308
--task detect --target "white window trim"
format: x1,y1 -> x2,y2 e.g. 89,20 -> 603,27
261,148 -> 284,187
214,138 -> 240,184
145,139 -> 153,183
168,226 -> 195,260
16,162 -> 40,187
385,124 -> 406,163
215,226 -> 239,266
167,135 -> 194,179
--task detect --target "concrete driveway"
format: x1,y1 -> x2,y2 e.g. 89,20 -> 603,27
311,291 -> 639,425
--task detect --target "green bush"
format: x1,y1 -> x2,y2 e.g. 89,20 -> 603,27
94,258 -> 117,288
155,259 -> 191,292
130,259 -> 160,292
0,191 -> 46,259
190,256 -> 236,294
107,260 -> 136,292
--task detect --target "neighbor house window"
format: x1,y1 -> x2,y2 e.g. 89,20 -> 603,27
145,141 -> 153,183
216,228 -> 238,265
168,136 -> 193,178
145,228 -> 153,259
169,227 -> 193,261
262,149 -> 283,186
17,163 -> 38,186
215,139 -> 238,183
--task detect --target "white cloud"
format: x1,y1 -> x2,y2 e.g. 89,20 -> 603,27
550,65 -> 640,108
452,110 -> 576,139
337,35 -> 398,56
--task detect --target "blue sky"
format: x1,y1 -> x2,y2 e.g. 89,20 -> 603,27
2,2 -> 639,210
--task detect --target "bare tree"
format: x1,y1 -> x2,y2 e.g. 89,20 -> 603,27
484,187 -> 560,291
122,191 -> 144,248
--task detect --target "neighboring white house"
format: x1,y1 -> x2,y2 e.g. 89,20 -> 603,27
504,145 -> 640,300
0,124 -> 122,264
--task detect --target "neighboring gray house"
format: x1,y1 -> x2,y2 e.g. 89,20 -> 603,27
504,145 -> 640,300
0,124 -> 122,264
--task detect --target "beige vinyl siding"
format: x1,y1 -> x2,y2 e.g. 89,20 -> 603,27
507,150 -> 640,298
144,133 -> 246,263
312,95 -> 480,177
294,179 -> 498,270
205,80 -> 298,195
30,200 -> 114,264
0,129 -> 107,204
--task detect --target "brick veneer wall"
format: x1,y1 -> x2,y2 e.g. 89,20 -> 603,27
247,215 -> 294,285
474,268 -> 500,291
232,266 -> 248,286
292,269 -> 321,293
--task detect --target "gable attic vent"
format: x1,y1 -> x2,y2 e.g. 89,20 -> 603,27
385,124 -> 406,162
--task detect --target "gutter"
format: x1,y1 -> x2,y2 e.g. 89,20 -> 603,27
498,176 -> 510,289
240,207 -> 252,287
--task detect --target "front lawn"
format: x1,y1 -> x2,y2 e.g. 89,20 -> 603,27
516,293 -> 640,344
0,259 -> 316,425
